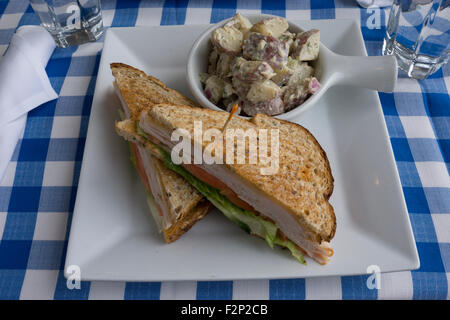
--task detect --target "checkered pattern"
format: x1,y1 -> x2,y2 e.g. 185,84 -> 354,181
0,0 -> 448,300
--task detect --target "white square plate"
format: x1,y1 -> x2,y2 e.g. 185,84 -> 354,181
65,20 -> 419,281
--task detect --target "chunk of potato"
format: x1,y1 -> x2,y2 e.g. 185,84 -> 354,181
242,96 -> 284,116
231,57 -> 275,81
246,79 -> 281,103
211,26 -> 243,55
207,48 -> 220,74
231,76 -> 252,98
224,13 -> 253,33
292,29 -> 320,61
279,31 -> 295,52
282,80 -> 309,111
222,80 -> 235,98
282,76 -> 320,110
250,17 -> 289,38
272,58 -> 314,86
243,33 -> 289,69
204,75 -> 225,104
216,53 -> 234,78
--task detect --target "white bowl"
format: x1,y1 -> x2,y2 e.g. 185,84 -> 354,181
187,14 -> 397,121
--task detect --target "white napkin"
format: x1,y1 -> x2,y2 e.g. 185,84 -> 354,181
357,0 -> 393,7
0,26 -> 57,183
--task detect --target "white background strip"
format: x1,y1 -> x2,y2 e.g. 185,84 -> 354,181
233,280 -> 269,300
305,276 -> 342,300
160,281 -> 198,300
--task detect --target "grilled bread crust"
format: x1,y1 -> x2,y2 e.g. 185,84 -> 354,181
152,157 -> 205,221
142,104 -> 336,242
163,199 -> 211,243
111,62 -> 197,120
111,63 -> 211,243
116,119 -> 212,243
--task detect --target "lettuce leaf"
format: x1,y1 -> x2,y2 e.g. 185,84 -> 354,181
136,125 -> 306,264
274,237 -> 306,264
124,142 -> 162,233
160,148 -> 278,247
127,142 -> 137,169
118,110 -> 138,169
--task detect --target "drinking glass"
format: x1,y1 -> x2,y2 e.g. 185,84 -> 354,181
30,0 -> 103,48
383,0 -> 449,79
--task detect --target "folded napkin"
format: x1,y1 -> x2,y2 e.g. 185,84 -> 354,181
0,26 -> 57,182
357,0 -> 393,7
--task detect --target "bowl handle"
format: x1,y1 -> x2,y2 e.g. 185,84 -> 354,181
326,52 -> 398,93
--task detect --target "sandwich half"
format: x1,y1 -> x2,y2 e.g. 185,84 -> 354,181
111,63 -> 212,243
118,103 -> 336,265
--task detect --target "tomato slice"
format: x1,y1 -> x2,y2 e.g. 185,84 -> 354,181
130,143 -> 151,194
219,188 -> 255,212
184,164 -> 255,212
184,164 -> 228,190
141,131 -> 257,214
130,143 -> 165,217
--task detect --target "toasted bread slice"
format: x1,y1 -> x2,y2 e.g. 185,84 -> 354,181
115,118 -> 207,220
111,63 -> 197,119
140,104 -> 335,246
163,199 -> 211,243
151,155 -> 210,243
111,63 -> 211,243
250,114 -> 335,240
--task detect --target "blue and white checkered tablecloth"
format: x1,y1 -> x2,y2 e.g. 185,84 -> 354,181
0,0 -> 448,300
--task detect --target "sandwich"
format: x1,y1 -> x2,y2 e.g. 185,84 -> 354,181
111,63 -> 212,243
116,102 -> 336,264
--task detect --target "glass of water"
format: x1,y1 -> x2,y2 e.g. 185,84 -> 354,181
30,0 -> 103,48
383,0 -> 449,79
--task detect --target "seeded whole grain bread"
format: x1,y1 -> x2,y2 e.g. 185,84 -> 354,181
163,199 -> 211,243
110,63 -> 197,119
141,104 -> 336,242
116,120 -> 210,243
111,63 -> 211,243
251,113 -> 335,241
151,156 -> 209,243
153,158 -> 204,219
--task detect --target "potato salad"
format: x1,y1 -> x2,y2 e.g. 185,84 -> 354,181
201,14 -> 321,116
